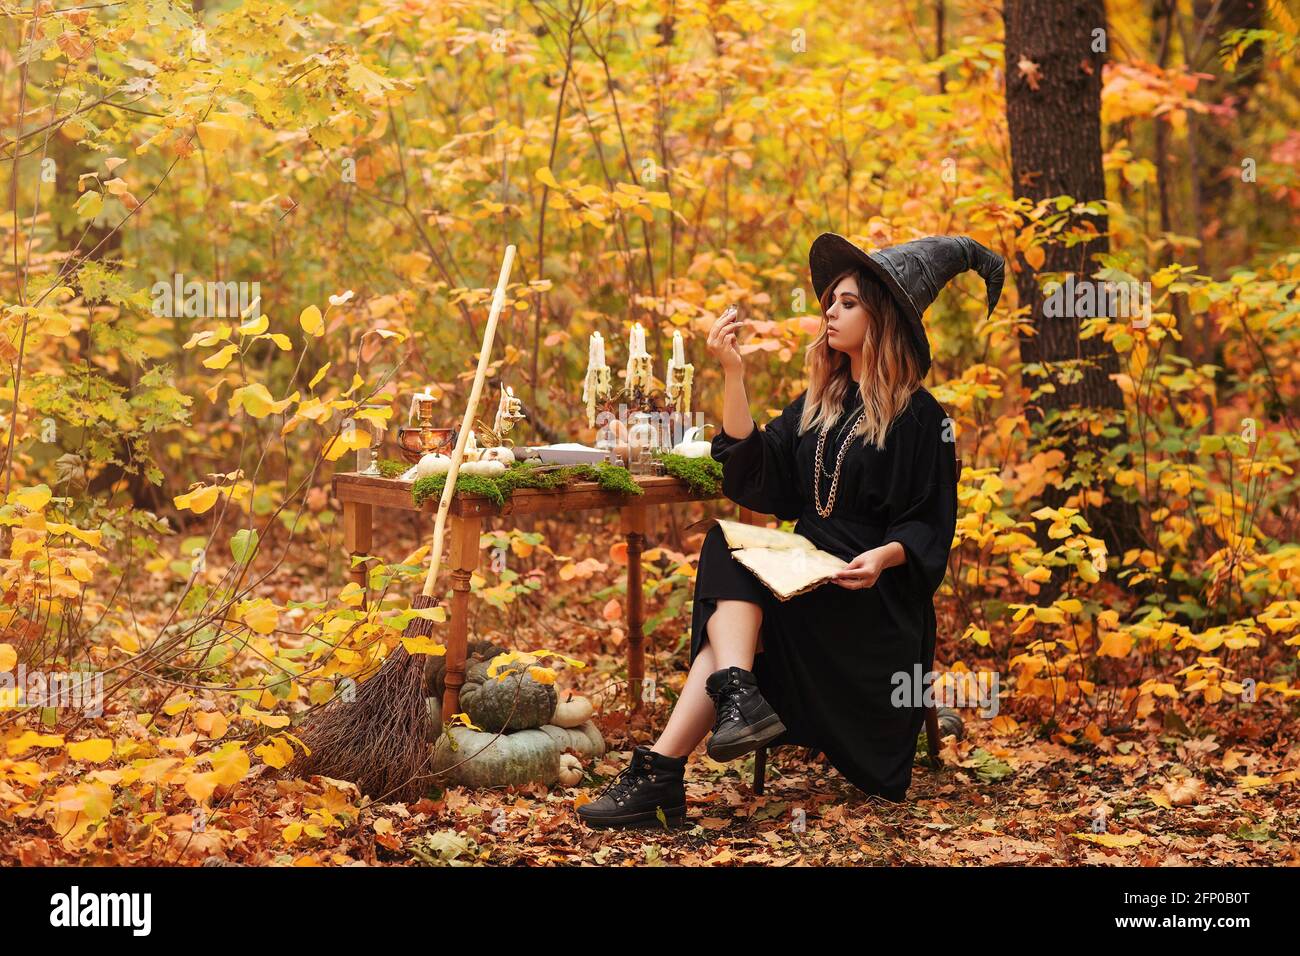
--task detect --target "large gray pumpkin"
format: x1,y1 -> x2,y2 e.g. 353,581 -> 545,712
431,726 -> 560,788
459,659 -> 558,733
537,720 -> 605,760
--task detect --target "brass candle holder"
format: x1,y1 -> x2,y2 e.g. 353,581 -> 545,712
397,390 -> 455,463
414,394 -> 441,454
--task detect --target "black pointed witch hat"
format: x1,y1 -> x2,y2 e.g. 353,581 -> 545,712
809,233 -> 1005,373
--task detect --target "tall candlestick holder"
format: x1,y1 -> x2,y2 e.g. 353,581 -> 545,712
414,393 -> 442,455
583,323 -> 700,471
476,383 -> 527,447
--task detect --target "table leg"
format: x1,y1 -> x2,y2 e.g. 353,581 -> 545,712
343,500 -> 373,609
440,515 -> 481,721
621,505 -> 647,712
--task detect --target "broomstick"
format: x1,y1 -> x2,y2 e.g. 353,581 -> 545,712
290,245 -> 518,803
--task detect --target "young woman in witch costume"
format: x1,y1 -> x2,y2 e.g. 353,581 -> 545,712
577,234 -> 1004,829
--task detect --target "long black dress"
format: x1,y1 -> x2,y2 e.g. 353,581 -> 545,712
688,385 -> 958,801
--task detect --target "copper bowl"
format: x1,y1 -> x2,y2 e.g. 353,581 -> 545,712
397,426 -> 456,464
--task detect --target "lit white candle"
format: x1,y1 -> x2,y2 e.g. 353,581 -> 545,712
585,333 -> 600,400
584,332 -> 611,428
626,322 -> 650,391
665,330 -> 693,415
409,389 -> 434,426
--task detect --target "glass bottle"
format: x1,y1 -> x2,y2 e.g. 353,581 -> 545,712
626,412 -> 658,476
356,404 -> 386,476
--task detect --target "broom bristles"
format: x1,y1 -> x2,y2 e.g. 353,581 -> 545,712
288,593 -> 440,803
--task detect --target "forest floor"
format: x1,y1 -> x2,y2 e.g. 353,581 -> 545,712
4,512 -> 1296,867
11,723 -> 1294,866
58,717 -> 1286,867
353,721 -> 1300,867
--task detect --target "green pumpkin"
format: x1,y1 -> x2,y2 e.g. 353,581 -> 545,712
431,726 -> 560,788
424,638 -> 503,699
459,658 -> 558,733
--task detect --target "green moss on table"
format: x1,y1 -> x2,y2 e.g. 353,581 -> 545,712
410,461 -> 644,508
655,453 -> 723,497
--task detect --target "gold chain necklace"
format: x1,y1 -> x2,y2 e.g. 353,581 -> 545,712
812,405 -> 866,518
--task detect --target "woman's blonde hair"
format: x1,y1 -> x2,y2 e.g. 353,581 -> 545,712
798,266 -> 923,450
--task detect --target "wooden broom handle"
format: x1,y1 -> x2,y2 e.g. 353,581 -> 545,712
421,244 -> 517,597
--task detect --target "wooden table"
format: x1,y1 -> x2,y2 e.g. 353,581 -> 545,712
334,471 -> 753,723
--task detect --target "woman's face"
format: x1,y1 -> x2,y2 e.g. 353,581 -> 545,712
824,275 -> 869,355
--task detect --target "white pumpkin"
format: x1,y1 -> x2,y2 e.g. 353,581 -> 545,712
480,445 -> 515,466
460,458 -> 506,477
671,440 -> 713,458
557,753 -> 583,787
672,424 -> 714,457
551,693 -> 594,728
415,453 -> 452,478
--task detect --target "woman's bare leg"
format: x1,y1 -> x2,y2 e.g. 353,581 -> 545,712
705,598 -> 763,670
651,599 -> 763,758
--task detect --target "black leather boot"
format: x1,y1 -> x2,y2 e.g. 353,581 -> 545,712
575,745 -> 687,830
705,666 -> 787,761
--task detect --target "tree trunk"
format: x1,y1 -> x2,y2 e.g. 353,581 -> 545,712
1003,0 -> 1144,562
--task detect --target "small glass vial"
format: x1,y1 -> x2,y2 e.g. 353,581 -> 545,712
626,412 -> 658,476
594,413 -> 621,466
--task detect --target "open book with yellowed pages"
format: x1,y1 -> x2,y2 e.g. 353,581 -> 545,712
714,518 -> 849,601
